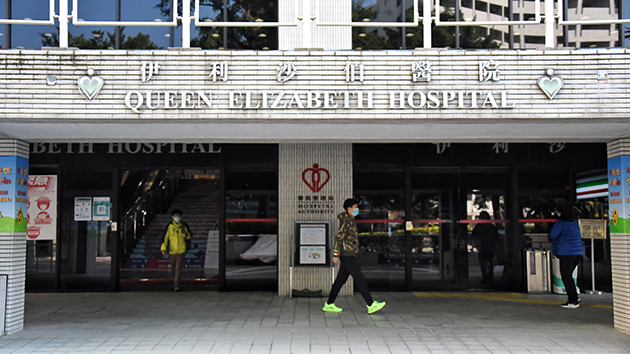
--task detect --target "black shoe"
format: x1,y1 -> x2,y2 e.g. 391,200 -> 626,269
174,287 -> 180,292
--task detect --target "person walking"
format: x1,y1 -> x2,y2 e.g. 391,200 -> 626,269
322,198 -> 386,314
161,209 -> 192,292
549,201 -> 583,308
472,211 -> 500,284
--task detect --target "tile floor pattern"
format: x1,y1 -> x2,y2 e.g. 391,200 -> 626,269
0,291 -> 629,353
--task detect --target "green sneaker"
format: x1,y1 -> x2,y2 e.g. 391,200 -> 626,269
367,301 -> 386,314
322,303 -> 343,312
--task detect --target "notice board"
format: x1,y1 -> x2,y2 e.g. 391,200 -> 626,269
294,221 -> 331,267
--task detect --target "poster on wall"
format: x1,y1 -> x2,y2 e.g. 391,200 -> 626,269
27,175 -> 57,240
0,156 -> 28,233
74,197 -> 92,221
92,197 -> 111,221
294,222 -> 330,266
608,156 -> 630,234
299,246 -> 326,264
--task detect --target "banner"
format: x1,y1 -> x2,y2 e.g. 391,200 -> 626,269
0,156 -> 28,233
27,175 -> 57,240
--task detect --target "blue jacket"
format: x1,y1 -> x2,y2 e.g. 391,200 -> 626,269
549,220 -> 583,256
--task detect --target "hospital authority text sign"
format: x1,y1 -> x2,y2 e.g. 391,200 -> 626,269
123,90 -> 515,113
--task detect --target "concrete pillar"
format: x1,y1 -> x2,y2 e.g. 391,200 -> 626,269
278,0 -> 351,50
607,138 -> 630,334
278,143 -> 353,297
0,139 -> 29,335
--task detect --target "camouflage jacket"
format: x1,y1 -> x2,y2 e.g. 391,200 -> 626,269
333,211 -> 359,257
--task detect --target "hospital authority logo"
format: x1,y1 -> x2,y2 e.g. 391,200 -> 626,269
302,164 -> 330,193
298,163 -> 334,214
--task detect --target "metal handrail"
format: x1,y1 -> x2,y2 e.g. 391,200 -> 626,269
71,0 -> 179,27
0,0 -> 54,25
315,0 -> 421,27
194,0 -> 297,27
122,171 -> 180,254
2,0 -> 628,50
557,0 -> 630,25
434,0 -> 542,26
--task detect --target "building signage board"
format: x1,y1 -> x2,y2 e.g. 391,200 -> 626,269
27,175 -> 57,240
123,59 -> 518,113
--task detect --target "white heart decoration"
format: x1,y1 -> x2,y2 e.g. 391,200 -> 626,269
78,75 -> 104,100
538,76 -> 563,100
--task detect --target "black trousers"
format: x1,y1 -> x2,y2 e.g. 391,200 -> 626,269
327,256 -> 373,305
478,250 -> 495,283
557,255 -> 581,303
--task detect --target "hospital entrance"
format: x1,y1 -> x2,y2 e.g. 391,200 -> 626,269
26,143 -> 279,293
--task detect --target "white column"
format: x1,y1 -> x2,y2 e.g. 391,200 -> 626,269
607,138 -> 630,334
0,139 -> 29,335
59,0 -> 69,48
279,0 -> 351,50
423,0 -> 432,48
278,143 -> 353,297
182,0 -> 191,48
544,0 -> 556,47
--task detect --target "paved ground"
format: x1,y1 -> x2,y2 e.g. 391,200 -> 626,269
1,290 -> 629,353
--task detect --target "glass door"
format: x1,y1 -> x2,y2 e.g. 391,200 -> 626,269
354,193 -> 406,291
411,168 -> 512,291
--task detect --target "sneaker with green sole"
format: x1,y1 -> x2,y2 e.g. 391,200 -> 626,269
322,303 -> 343,312
367,301 -> 386,314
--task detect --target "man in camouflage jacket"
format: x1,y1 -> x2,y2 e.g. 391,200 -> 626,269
323,198 -> 386,314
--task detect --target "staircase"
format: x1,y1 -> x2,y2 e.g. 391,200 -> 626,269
124,180 -> 220,269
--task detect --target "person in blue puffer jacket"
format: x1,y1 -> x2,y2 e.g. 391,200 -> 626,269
549,201 -> 584,309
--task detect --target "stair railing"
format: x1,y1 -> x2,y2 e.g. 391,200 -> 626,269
122,171 -> 181,256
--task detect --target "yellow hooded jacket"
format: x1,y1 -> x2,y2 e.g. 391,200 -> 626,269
160,221 -> 192,255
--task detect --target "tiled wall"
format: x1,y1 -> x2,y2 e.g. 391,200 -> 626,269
0,48 -> 629,124
278,143 -> 352,296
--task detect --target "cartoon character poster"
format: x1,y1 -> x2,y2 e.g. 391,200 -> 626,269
0,156 -> 28,233
27,175 -> 58,240
608,156 -> 630,234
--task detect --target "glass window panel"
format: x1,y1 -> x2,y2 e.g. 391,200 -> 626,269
475,0 -> 488,12
352,0 -> 414,23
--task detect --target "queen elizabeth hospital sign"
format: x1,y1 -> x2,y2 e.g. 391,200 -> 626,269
114,60 -> 525,114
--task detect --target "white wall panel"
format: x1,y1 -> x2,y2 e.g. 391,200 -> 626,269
278,143 -> 352,296
279,0 -> 351,50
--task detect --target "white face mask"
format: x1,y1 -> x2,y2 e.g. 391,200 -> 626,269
173,216 -> 181,223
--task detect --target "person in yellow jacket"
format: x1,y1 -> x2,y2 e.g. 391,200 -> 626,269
161,209 -> 192,291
